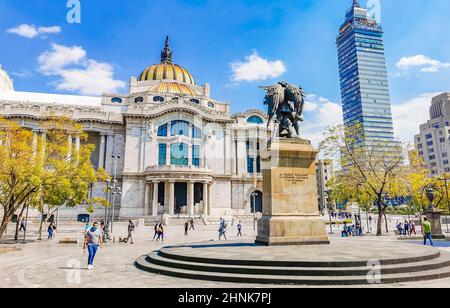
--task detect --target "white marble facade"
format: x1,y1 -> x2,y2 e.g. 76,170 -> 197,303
0,41 -> 269,220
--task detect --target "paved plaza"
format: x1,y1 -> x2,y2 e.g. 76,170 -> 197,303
1,220 -> 450,288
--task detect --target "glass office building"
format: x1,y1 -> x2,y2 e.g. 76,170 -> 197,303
336,0 -> 395,146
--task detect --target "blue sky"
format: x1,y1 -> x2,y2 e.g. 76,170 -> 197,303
1,0 -> 450,144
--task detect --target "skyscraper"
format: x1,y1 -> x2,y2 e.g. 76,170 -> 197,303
336,0 -> 395,146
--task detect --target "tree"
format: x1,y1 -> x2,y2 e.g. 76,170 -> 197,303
0,117 -> 107,241
401,150 -> 431,222
0,119 -> 38,240
320,124 -> 406,236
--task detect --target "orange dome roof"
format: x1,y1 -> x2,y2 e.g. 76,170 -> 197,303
150,82 -> 197,95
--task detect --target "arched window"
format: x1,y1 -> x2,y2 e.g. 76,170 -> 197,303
158,144 -> 167,166
171,120 -> 190,137
247,115 -> 263,124
153,96 -> 165,102
207,102 -> 215,109
190,99 -> 200,105
170,143 -> 188,166
192,145 -> 201,166
134,96 -> 144,103
157,124 -> 168,137
111,97 -> 123,104
192,126 -> 202,139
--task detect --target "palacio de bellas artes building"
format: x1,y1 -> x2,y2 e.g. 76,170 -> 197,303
0,37 -> 270,222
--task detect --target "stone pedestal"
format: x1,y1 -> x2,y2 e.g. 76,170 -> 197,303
424,207 -> 445,240
255,138 -> 329,246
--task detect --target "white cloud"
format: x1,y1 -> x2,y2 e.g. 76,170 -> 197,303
230,51 -> 286,82
7,24 -> 38,38
392,93 -> 440,143
6,24 -> 61,38
38,26 -> 61,34
38,44 -> 125,95
396,55 -> 450,73
38,44 -> 86,74
302,94 -> 343,148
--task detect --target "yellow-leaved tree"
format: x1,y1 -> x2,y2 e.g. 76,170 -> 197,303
320,124 -> 406,236
0,117 -> 108,241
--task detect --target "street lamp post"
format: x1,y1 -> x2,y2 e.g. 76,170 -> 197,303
251,192 -> 257,231
438,176 -> 450,233
109,155 -> 121,233
325,190 -> 334,234
105,178 -> 111,223
22,203 -> 29,244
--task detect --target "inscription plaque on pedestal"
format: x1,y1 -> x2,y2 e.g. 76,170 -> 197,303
255,138 -> 329,246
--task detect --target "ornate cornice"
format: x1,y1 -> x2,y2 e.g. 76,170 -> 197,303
232,109 -> 268,119
123,100 -> 235,123
0,100 -> 123,125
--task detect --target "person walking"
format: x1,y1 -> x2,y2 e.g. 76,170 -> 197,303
156,224 -> 164,241
83,222 -> 103,270
189,218 -> 195,231
103,221 -> 111,242
19,218 -> 26,232
423,218 -> 434,246
237,221 -> 243,237
126,220 -> 135,244
47,222 -> 55,240
219,220 -> 227,240
404,220 -> 410,237
184,221 -> 189,236
153,223 -> 159,241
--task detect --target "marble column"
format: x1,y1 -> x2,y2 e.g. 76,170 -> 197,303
208,182 -> 213,216
32,130 -> 38,158
75,135 -> 81,152
203,182 -> 209,216
236,130 -> 247,175
104,134 -> 115,174
224,130 -> 232,175
98,134 -> 106,170
188,142 -> 193,167
152,181 -> 159,216
41,131 -> 47,158
187,181 -> 195,216
144,183 -> 150,216
67,135 -> 72,160
168,181 -> 175,215
140,127 -> 146,172
166,144 -> 171,166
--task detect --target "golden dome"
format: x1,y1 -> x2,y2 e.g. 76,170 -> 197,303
151,82 -> 197,96
138,63 -> 195,85
138,36 -> 196,86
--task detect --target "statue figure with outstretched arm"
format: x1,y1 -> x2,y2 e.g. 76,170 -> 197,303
260,82 -> 307,139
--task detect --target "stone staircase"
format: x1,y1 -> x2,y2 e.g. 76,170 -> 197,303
135,240 -> 450,286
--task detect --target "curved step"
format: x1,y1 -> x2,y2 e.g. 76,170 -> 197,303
158,247 -> 441,268
135,255 -> 450,286
147,251 -> 450,277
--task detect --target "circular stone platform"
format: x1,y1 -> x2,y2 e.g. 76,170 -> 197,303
135,239 -> 450,286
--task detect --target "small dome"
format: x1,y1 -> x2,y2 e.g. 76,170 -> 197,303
138,36 -> 195,86
151,82 -> 197,96
0,65 -> 13,93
